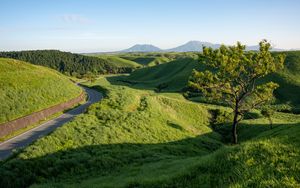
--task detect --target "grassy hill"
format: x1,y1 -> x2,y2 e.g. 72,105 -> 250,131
0,58 -> 82,124
93,55 -> 141,68
119,54 -> 173,66
0,76 -> 299,187
123,52 -> 300,110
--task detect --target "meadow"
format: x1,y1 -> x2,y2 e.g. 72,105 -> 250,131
1,72 -> 299,187
0,58 -> 82,124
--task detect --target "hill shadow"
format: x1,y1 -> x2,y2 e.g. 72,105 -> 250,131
1,122 -> 300,187
106,74 -> 182,93
0,131 -> 222,188
212,121 -> 300,143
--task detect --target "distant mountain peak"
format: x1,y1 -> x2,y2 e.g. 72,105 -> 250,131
121,44 -> 162,52
166,41 -> 219,52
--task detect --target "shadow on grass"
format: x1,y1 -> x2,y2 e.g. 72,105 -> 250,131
1,122 -> 299,187
213,121 -> 300,143
0,131 -> 222,188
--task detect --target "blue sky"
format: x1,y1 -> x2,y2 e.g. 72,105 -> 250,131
1,0 -> 300,52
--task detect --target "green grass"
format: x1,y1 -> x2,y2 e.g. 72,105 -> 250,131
0,75 -> 300,188
0,58 -> 82,124
93,55 -> 141,68
120,55 -> 172,66
120,52 -> 300,109
120,58 -> 199,91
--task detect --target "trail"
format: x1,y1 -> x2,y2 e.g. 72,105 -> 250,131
0,86 -> 102,160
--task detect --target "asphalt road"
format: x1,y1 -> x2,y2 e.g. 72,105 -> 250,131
0,86 -> 102,160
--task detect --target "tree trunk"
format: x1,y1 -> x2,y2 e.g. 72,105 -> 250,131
232,103 -> 239,144
268,116 -> 273,129
232,113 -> 238,144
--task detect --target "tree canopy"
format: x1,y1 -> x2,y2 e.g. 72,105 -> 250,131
189,40 -> 285,144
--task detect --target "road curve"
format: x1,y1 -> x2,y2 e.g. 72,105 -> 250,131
0,86 -> 102,160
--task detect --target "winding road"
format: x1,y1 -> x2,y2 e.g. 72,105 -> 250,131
0,86 -> 102,160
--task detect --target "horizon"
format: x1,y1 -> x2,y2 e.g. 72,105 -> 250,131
1,0 -> 300,53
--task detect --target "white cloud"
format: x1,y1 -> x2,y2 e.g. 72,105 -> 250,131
61,14 -> 91,24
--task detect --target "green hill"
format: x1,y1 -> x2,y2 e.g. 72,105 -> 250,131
0,58 -> 82,124
0,50 -> 131,75
123,52 -> 300,110
120,54 -> 172,66
0,76 -> 299,187
93,55 -> 141,68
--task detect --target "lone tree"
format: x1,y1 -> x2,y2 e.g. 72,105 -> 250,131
84,71 -> 96,83
189,40 -> 285,144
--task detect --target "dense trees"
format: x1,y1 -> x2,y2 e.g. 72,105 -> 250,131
0,50 -> 133,76
189,40 -> 285,144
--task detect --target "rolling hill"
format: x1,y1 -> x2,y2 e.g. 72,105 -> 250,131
92,55 -> 141,68
0,50 -> 131,75
1,75 -> 299,187
0,58 -> 82,124
122,51 -> 300,110
120,55 -> 172,67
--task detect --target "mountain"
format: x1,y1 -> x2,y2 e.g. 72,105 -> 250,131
167,41 -> 285,52
120,44 -> 162,52
166,41 -> 221,52
89,41 -> 290,54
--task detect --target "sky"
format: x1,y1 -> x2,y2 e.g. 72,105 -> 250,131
0,0 -> 300,52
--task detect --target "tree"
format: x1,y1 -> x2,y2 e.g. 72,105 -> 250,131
189,40 -> 285,144
84,71 -> 96,83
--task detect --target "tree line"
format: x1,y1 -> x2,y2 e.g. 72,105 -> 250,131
0,50 -> 133,76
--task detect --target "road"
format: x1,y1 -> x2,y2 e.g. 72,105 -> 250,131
0,86 -> 102,160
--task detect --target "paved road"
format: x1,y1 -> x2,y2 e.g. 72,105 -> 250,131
0,86 -> 102,160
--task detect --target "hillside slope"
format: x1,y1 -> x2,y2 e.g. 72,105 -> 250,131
0,58 -> 82,124
123,52 -> 300,109
93,55 -> 141,68
0,76 -> 299,187
120,55 -> 172,67
0,50 -> 130,75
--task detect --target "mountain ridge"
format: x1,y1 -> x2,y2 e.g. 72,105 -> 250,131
93,41 -> 287,53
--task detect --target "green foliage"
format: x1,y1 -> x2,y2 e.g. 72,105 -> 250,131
0,50 -> 131,75
189,40 -> 285,143
83,71 -> 97,83
0,58 -> 81,124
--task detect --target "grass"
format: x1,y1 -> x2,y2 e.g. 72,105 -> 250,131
0,51 -> 300,187
93,55 -> 141,68
119,58 -> 199,91
0,75 -> 299,188
119,51 -> 300,110
0,58 -> 82,124
120,55 -> 172,66
0,97 -> 86,142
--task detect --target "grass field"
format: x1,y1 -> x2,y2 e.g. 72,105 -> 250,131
122,52 -> 300,111
0,58 -> 82,124
93,55 -> 141,68
1,74 -> 299,187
